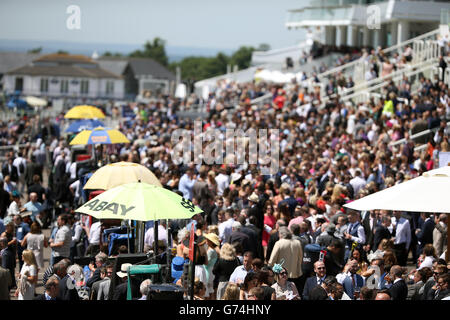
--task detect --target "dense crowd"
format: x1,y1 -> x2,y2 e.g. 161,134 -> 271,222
0,37 -> 449,301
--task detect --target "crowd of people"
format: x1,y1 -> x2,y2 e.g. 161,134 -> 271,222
0,34 -> 450,301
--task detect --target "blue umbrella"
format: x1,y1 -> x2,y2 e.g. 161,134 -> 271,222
65,119 -> 105,133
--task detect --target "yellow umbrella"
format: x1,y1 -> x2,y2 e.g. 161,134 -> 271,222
83,161 -> 162,190
64,105 -> 105,119
69,127 -> 129,145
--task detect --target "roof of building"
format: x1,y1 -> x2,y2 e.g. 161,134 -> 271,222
34,53 -> 97,64
98,56 -> 175,81
6,64 -> 122,79
5,53 -> 122,79
0,52 -> 42,74
96,59 -> 129,77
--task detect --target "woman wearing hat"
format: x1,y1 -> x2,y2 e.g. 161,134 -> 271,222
204,232 -> 220,300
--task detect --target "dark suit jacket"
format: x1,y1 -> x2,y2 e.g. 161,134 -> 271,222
309,285 -> 329,300
362,214 -> 376,248
33,294 -> 62,301
86,268 -> 102,288
302,276 -> 323,300
266,232 -> 279,262
58,274 -> 80,301
240,225 -> 261,259
389,279 -> 408,300
416,218 -> 435,250
227,231 -> 251,253
373,225 -> 391,250
0,266 -> 12,300
0,188 -> 11,219
2,164 -> 18,182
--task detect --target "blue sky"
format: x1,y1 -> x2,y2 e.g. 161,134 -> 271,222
0,0 -> 308,51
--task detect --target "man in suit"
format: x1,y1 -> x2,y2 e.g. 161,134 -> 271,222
34,275 -> 61,300
0,179 -> 11,219
268,226 -> 303,291
302,261 -> 327,300
239,215 -> 263,260
373,216 -> 392,250
2,158 -> 18,183
324,239 -> 345,277
112,263 -> 139,300
97,263 -> 114,300
265,219 -> 286,263
0,263 -> 12,300
416,212 -> 435,257
338,259 -> 364,299
388,265 -> 408,300
362,210 -> 378,252
227,221 -> 251,253
343,210 -> 366,261
86,252 -> 108,288
53,259 -> 79,301
277,188 -> 298,216
0,236 -> 15,288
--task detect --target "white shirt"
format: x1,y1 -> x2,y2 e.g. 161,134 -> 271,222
347,222 -> 366,244
418,256 -> 435,270
144,225 -> 168,248
349,176 -> 366,196
218,218 -> 234,243
215,173 -> 230,196
88,221 -> 101,245
392,216 -> 411,249
12,157 -> 26,177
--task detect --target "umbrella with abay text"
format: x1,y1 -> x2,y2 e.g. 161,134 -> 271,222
75,182 -> 202,221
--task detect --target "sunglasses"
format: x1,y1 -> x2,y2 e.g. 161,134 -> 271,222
280,272 -> 287,276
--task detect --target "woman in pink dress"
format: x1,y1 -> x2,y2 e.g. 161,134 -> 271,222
262,201 -> 276,260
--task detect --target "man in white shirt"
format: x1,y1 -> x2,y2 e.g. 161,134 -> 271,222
215,167 -> 230,196
12,152 -> 27,193
343,210 -> 366,260
178,168 -> 196,200
218,209 -> 235,244
144,220 -> 168,251
49,214 -> 72,264
390,211 -> 411,266
349,169 -> 366,197
84,220 -> 102,257
229,251 -> 253,284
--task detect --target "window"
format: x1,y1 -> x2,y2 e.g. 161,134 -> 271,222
106,80 -> 114,95
40,78 -> 48,93
60,79 -> 69,93
80,80 -> 89,94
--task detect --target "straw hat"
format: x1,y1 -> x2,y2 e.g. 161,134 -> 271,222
248,193 -> 259,203
204,233 -> 220,246
116,263 -> 132,278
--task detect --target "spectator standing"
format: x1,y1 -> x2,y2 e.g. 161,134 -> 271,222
49,214 -> 72,264
16,249 -> 38,300
21,222 -> 48,269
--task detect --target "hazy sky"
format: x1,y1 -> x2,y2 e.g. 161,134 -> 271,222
0,0 -> 308,51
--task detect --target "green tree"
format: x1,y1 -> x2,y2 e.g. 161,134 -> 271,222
230,46 -> 255,70
257,43 -> 271,52
56,50 -> 69,54
129,37 -> 168,66
28,47 -> 42,54
103,51 -> 123,57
